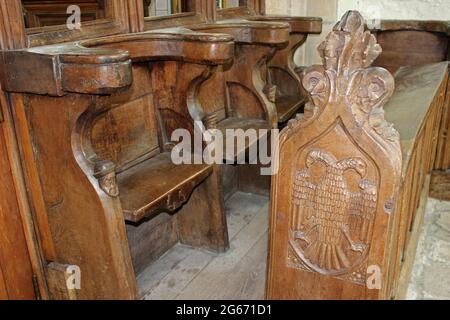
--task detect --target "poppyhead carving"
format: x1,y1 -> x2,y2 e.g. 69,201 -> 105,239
301,11 -> 399,143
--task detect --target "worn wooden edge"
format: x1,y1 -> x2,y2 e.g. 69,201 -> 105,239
46,262 -> 79,300
123,165 -> 213,223
395,175 -> 430,300
0,29 -> 236,96
384,62 -> 450,176
190,20 -> 290,45
370,20 -> 450,35
82,29 -> 235,64
248,15 -> 323,34
430,170 -> 450,201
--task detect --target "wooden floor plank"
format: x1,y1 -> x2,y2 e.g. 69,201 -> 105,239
225,192 -> 269,239
144,248 -> 215,300
138,192 -> 268,299
175,203 -> 269,300
137,245 -> 192,297
220,233 -> 268,300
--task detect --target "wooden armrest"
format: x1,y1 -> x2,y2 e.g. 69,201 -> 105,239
0,30 -> 235,96
248,15 -> 323,34
0,44 -> 131,96
190,20 -> 290,46
81,29 -> 235,65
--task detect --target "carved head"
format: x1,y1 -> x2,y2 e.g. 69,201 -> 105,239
93,160 -> 119,198
352,158 -> 367,177
337,157 -> 367,177
99,172 -> 119,198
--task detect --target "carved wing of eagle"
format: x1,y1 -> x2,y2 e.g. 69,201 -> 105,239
291,169 -> 315,233
349,179 -> 377,244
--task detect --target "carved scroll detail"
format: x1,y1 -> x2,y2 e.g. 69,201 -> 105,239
288,149 -> 376,283
289,11 -> 400,146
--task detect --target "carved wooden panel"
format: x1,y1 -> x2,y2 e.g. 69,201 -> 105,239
267,11 -> 402,300
91,64 -> 160,171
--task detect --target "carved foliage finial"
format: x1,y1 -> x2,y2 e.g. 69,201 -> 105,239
299,11 -> 399,144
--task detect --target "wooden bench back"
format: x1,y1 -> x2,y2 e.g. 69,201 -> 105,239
91,64 -> 161,172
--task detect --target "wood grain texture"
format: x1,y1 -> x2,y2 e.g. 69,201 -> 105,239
268,11 -> 403,300
22,0 -> 107,28
267,11 -> 449,300
192,20 -> 289,164
430,171 -> 450,202
248,16 -> 322,123
138,192 -> 267,299
142,0 -> 210,30
370,20 -> 449,74
395,175 -> 430,300
25,0 -> 131,47
434,67 -> 450,171
1,29 -> 236,299
140,193 -> 269,300
0,122 -> 35,299
0,1 -> 48,300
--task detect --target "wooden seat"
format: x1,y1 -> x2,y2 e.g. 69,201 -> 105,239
118,153 -> 212,223
267,11 -> 450,300
216,117 -> 270,162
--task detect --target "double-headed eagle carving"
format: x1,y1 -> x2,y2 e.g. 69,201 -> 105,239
290,149 -> 377,275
